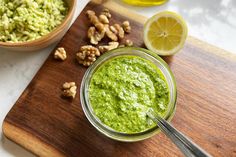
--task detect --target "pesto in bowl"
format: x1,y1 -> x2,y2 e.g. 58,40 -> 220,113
89,55 -> 169,134
0,0 -> 68,42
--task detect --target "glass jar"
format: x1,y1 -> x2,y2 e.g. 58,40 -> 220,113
80,47 -> 177,142
122,0 -> 168,6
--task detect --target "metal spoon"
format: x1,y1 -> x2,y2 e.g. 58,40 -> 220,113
147,109 -> 212,157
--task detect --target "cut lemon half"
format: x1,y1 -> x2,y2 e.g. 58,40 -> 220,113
144,11 -> 188,56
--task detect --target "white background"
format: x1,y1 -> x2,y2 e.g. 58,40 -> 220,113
0,0 -> 236,156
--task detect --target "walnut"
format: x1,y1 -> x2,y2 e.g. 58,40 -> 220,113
80,45 -> 100,56
114,24 -> 125,39
101,8 -> 111,19
99,14 -> 109,24
125,39 -> 133,46
76,45 -> 100,66
88,26 -> 105,45
99,42 -> 119,53
110,24 -> 125,39
54,47 -> 67,61
86,10 -> 104,32
122,21 -> 131,33
105,24 -> 118,41
85,10 -> 133,60
62,82 -> 77,99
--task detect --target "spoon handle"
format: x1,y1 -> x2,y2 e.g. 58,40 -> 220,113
147,110 -> 212,157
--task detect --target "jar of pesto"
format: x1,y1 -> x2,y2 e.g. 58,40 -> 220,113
81,47 -> 177,142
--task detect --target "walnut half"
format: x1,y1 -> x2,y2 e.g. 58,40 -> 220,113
62,82 -> 77,99
54,47 -> 67,61
88,26 -> 105,45
76,45 -> 100,66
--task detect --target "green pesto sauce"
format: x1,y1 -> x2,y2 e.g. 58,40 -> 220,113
89,55 -> 169,133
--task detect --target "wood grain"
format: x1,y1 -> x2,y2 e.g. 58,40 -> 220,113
3,1 -> 236,157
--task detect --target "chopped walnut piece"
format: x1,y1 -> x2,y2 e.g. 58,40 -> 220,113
86,10 -> 104,32
122,21 -> 131,33
114,24 -> 125,39
101,8 -> 111,19
62,82 -> 77,99
88,26 -> 105,45
54,47 -> 67,61
99,42 -> 119,53
125,39 -> 133,46
76,45 -> 100,66
104,24 -> 118,41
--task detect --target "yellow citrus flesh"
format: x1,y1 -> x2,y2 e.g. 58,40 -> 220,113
144,11 -> 188,56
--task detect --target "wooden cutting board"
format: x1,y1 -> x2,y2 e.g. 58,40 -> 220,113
3,1 -> 236,157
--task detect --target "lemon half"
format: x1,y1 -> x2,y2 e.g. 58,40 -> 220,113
144,11 -> 188,56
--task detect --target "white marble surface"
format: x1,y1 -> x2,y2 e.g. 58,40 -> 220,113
0,0 -> 236,156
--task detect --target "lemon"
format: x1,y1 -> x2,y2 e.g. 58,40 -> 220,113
143,11 -> 188,56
